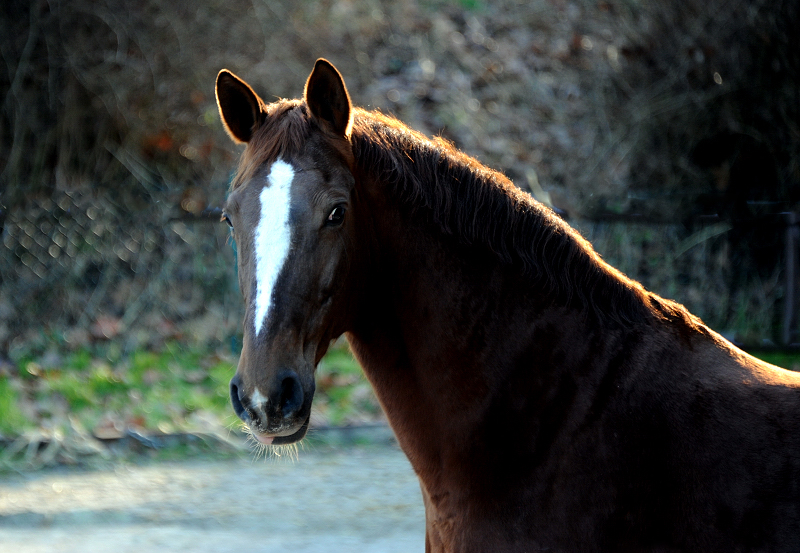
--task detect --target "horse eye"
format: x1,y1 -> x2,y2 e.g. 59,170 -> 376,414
221,212 -> 233,228
326,205 -> 346,226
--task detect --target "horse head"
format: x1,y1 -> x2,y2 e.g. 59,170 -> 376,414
216,60 -> 359,445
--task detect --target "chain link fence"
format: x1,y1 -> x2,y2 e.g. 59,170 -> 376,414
0,188 -> 240,356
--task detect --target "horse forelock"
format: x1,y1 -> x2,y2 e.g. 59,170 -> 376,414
231,99 -> 310,190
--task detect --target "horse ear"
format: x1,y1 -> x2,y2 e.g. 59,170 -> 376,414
216,70 -> 266,144
304,59 -> 353,138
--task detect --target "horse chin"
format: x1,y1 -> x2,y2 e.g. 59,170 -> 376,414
251,414 -> 311,446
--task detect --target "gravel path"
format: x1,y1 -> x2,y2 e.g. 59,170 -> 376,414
0,444 -> 425,552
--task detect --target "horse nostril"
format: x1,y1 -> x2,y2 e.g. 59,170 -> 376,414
229,375 -> 250,422
279,374 -> 304,418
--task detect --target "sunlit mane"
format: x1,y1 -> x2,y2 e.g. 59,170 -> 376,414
350,110 -> 700,329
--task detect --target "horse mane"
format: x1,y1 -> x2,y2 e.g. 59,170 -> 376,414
349,109 -> 703,329
235,99 -> 702,330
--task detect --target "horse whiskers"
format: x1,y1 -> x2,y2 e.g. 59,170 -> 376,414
226,419 -> 245,434
228,417 -> 303,461
243,429 -> 300,462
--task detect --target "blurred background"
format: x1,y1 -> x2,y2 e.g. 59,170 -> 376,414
1,0 -> 799,467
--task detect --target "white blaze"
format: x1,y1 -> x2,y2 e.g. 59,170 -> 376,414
253,159 -> 295,336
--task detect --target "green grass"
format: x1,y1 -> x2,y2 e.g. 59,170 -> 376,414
0,377 -> 28,435
1,340 -> 377,441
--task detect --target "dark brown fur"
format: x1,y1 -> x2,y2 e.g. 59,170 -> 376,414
217,60 -> 800,552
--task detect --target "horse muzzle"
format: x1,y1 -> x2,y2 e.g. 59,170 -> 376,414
229,371 -> 313,444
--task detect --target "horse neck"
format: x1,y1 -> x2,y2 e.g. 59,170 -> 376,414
346,172 -> 610,477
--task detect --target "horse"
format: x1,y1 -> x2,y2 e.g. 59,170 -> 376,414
215,58 -> 800,552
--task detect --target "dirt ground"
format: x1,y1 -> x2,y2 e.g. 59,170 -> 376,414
0,443 -> 425,553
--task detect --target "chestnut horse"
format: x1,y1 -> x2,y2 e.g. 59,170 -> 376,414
215,59 -> 800,552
